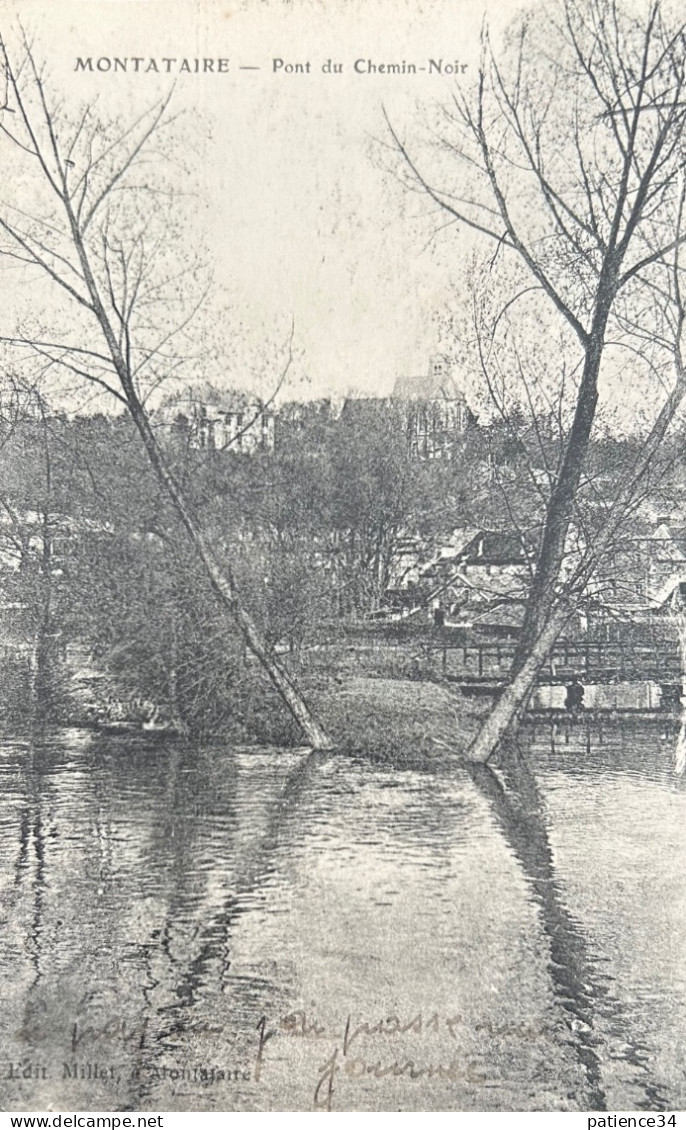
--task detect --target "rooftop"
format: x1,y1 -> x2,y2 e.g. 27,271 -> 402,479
391,371 -> 467,402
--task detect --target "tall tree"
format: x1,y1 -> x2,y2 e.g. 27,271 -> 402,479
0,35 -> 332,748
390,0 -> 686,759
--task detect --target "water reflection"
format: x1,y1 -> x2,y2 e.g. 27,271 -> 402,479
0,723 -> 684,1111
466,744 -> 671,1111
466,750 -> 606,1110
133,748 -> 333,1106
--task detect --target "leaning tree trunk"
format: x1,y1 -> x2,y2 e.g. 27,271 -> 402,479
126,396 -> 334,750
467,292 -> 614,763
65,210 -> 333,751
512,302 -> 611,671
469,339 -> 686,764
468,604 -> 573,762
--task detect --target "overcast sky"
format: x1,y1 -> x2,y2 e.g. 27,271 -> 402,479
3,0 -> 530,405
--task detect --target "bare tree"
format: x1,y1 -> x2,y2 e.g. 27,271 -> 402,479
389,0 -> 686,760
0,34 -> 333,749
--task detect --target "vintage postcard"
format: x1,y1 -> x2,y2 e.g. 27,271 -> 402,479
0,0 -> 685,1115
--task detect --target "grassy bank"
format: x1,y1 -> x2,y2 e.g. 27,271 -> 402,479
307,674 -> 487,764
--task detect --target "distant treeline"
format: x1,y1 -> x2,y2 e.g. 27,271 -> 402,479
0,396 -> 675,735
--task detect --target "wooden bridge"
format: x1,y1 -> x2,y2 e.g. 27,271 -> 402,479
425,638 -> 683,689
310,621 -> 684,694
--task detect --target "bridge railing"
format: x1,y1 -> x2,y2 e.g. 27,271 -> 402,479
304,626 -> 683,685
421,639 -> 682,684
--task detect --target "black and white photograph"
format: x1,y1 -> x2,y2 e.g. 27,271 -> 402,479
0,0 -> 685,1114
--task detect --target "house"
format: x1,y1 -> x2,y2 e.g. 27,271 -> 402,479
392,355 -> 475,460
588,520 -> 686,616
386,527 -> 532,634
190,396 -> 275,454
165,390 -> 275,455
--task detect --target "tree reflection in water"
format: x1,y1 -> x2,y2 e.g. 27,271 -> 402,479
131,749 -> 333,1105
1,727 -> 680,1112
466,741 -> 669,1112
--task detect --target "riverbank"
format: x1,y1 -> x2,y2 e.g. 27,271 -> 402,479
310,674 -> 486,763
6,656 -> 678,759
11,670 -> 486,760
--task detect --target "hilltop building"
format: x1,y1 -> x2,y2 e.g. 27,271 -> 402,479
392,355 -> 475,460
166,391 -> 275,455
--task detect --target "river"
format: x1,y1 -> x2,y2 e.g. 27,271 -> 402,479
0,722 -> 685,1112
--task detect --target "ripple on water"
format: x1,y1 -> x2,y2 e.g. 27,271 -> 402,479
0,725 -> 683,1111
